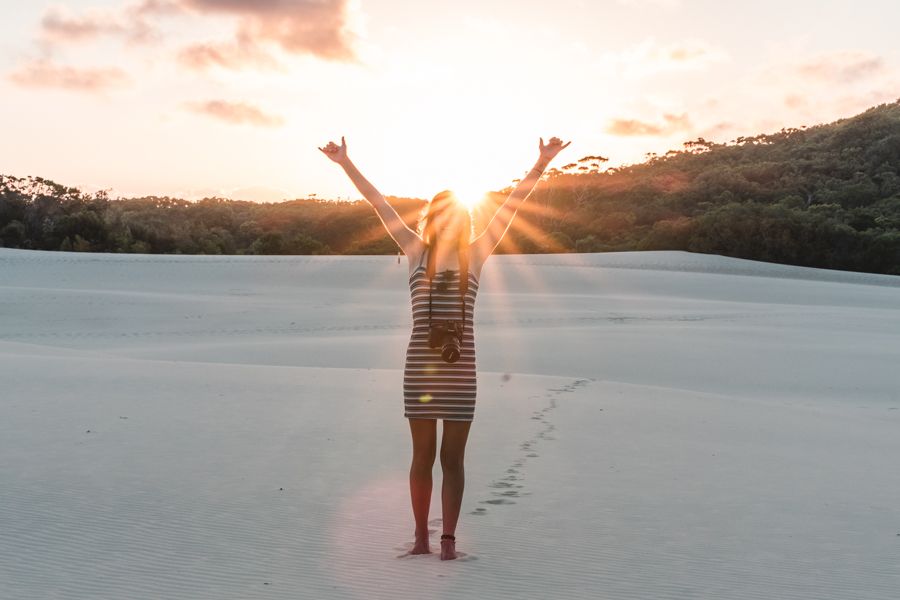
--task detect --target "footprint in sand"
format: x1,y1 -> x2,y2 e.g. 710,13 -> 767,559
473,377 -> 594,511
394,540 -> 431,557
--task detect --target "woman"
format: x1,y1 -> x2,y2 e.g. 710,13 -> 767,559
318,135 -> 570,559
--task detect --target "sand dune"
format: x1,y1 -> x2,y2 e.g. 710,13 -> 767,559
1,247 -> 898,599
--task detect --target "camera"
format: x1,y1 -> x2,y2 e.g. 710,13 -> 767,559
429,320 -> 463,363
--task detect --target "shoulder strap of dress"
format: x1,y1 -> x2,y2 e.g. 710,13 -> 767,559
418,242 -> 428,269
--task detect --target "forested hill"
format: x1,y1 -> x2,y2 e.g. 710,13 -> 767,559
530,97 -> 900,275
2,99 -> 899,275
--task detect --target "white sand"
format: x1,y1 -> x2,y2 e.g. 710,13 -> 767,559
1,247 -> 898,599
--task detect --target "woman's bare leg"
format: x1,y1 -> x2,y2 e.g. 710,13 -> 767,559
408,418 -> 437,554
439,419 -> 473,560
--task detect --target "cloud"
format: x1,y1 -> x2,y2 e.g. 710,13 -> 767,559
29,1 -> 357,71
37,1 -> 174,46
182,99 -> 285,127
133,0 -> 184,15
595,36 -> 729,81
758,50 -> 888,90
753,50 -> 897,120
40,6 -> 127,42
176,29 -> 285,71
7,58 -> 131,92
793,50 -> 886,84
784,93 -> 807,109
173,0 -> 357,71
606,112 -> 692,136
832,89 -> 900,117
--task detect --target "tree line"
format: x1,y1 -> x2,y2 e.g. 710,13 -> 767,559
2,99 -> 899,275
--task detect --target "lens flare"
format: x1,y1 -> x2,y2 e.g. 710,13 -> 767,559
448,184 -> 488,210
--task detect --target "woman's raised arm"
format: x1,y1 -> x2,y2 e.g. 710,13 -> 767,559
319,136 -> 421,255
471,136 -> 570,262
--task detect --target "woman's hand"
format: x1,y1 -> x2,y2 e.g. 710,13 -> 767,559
318,135 -> 349,165
539,136 -> 571,161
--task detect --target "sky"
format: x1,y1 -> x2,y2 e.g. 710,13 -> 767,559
1,0 -> 898,204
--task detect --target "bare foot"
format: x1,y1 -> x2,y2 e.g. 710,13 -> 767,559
440,536 -> 457,560
409,533 -> 431,555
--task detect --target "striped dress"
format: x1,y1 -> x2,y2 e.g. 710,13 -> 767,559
403,246 -> 479,421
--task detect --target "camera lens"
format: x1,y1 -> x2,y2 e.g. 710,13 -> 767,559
441,340 -> 460,363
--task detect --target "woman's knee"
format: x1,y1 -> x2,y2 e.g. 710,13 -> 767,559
409,418 -> 437,470
411,451 -> 436,472
439,450 -> 465,473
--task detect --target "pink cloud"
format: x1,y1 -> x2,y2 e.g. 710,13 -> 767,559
29,1 -> 356,71
793,51 -> 886,84
833,90 -> 900,116
173,0 -> 357,71
784,94 -> 807,109
7,58 -> 131,92
182,99 -> 285,127
177,29 -> 284,71
37,1 -> 174,46
606,112 -> 692,136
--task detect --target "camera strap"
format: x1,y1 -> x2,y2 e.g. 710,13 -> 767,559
425,246 -> 466,336
428,277 -> 465,330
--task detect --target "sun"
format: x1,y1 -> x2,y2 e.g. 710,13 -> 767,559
449,184 -> 489,211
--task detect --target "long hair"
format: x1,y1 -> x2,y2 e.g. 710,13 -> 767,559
415,190 -> 475,300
